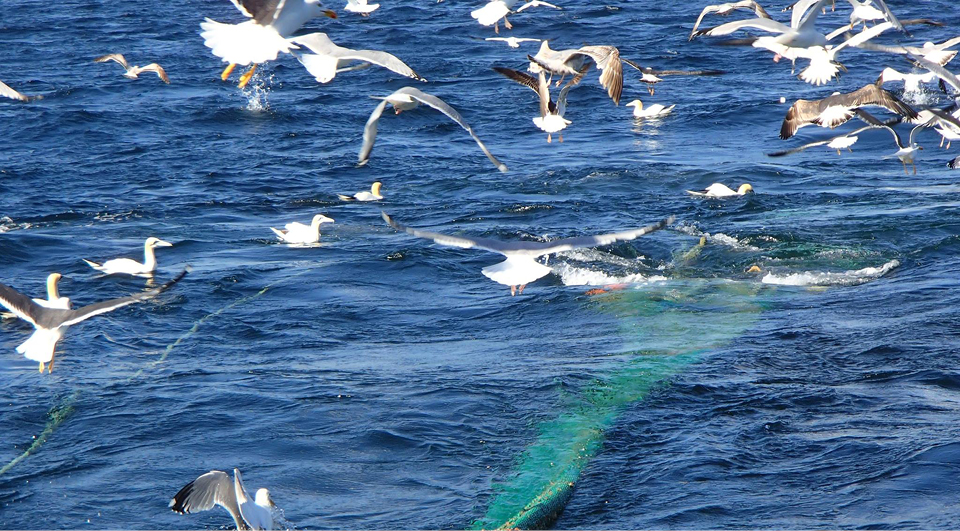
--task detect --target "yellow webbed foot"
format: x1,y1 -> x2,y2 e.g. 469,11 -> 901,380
221,63 -> 237,81
237,64 -> 258,89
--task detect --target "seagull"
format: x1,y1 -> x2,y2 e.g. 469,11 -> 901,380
494,66 -> 584,142
289,32 -> 424,84
170,469 -> 276,530
94,54 -> 170,83
689,0 -> 773,41
622,58 -> 724,95
527,41 -> 623,104
767,120 -> 894,156
0,269 -> 186,373
200,0 -> 337,88
358,86 -> 508,172
855,36 -> 960,67
344,0 -> 379,15
791,21 -> 894,86
779,81 -> 918,139
879,67 -> 937,93
841,0 -> 903,33
626,99 -> 674,118
338,181 -> 383,201
83,237 -> 174,276
879,122 -> 924,174
0,79 -> 42,102
485,36 -> 542,48
471,0 -> 560,34
0,273 -> 70,319
686,183 -> 754,197
381,212 -> 673,296
270,214 -> 334,244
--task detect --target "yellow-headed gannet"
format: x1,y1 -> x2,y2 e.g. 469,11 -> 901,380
94,54 -> 170,83
83,237 -> 173,276
626,99 -> 675,118
0,273 -> 70,319
0,269 -> 186,372
687,183 -> 754,197
338,181 -> 383,201
382,212 -> 673,296
170,469 -> 276,531
271,214 -> 334,244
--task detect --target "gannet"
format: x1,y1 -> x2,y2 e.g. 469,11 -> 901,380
345,0 -> 379,15
0,269 -> 186,373
200,0 -> 337,88
170,469 -> 276,530
94,54 -> 170,83
0,79 -> 42,102
485,36 -> 542,48
689,1 -> 772,40
471,0 -> 560,34
494,66 -> 582,142
270,214 -> 334,244
686,183 -> 754,197
626,99 -> 675,118
779,81 -> 917,139
338,181 -> 383,201
289,32 -> 424,84
528,41 -> 623,104
0,273 -> 70,319
358,86 -> 508,172
382,212 -> 673,296
83,237 -> 173,276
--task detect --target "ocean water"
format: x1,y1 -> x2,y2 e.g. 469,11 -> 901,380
2,0 -> 960,528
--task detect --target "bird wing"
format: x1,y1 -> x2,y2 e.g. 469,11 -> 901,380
0,282 -> 46,327
333,49 -> 423,80
0,80 -> 29,102
624,57 -> 723,76
137,64 -> 170,83
909,53 -> 960,93
400,87 -> 508,172
832,21 -> 894,54
94,53 -> 129,69
793,0 -> 831,30
690,1 -> 771,40
694,17 -> 791,39
537,70 -> 551,118
576,45 -> 623,105
56,269 -> 187,328
526,216 -> 675,256
493,66 -> 558,113
230,0 -> 286,25
867,0 -> 904,32
780,99 -> 820,139
358,97 -> 390,165
768,122 -> 888,157
515,0 -> 560,12
382,212 -> 516,256
841,83 -> 918,120
169,470 -> 248,531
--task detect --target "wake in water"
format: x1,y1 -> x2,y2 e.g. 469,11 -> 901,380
761,259 -> 900,286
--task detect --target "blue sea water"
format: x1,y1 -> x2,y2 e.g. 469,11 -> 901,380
2,0 -> 960,528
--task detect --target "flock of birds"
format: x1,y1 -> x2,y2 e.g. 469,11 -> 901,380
2,0 -> 960,528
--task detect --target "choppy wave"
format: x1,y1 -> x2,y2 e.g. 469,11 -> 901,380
554,262 -> 667,286
761,259 -> 900,286
675,223 -> 760,251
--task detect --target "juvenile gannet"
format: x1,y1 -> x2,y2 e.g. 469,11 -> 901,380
779,81 -> 917,139
290,32 -> 424,84
0,273 -> 70,319
338,181 -> 383,201
528,41 -> 623,104
0,269 -> 186,373
83,237 -> 173,276
686,183 -> 754,197
626,99 -> 675,118
0,80 -> 42,102
485,36 -> 542,48
359,87 -> 508,172
345,0 -> 378,15
200,0 -> 337,88
689,0 -> 772,40
382,212 -> 673,296
270,214 -> 334,244
94,54 -> 170,83
170,469 -> 276,530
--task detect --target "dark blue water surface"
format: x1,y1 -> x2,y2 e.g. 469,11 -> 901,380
3,0 -> 960,529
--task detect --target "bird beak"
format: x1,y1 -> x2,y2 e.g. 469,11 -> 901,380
323,9 -> 337,18
155,240 -> 174,247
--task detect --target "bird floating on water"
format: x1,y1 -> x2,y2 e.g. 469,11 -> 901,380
382,212 -> 673,296
289,32 -> 424,84
0,270 -> 186,372
344,0 -> 378,15
170,468 -> 276,530
687,183 -> 754,197
626,99 -> 674,118
84,237 -> 173,276
200,0 -> 337,88
271,214 -> 334,244
0,79 -> 42,102
358,86 -> 508,172
338,181 -> 383,202
94,54 -> 170,83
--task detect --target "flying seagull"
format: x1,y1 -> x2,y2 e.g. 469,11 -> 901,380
0,269 -> 186,373
494,65 -> 583,142
485,36 -> 542,48
94,54 -> 170,83
623,58 -> 724,96
170,469 -> 276,530
338,181 -> 383,201
270,214 -> 335,244
83,237 -> 174,276
359,86 -> 508,172
689,0 -> 773,41
767,120 -> 896,157
382,211 -> 673,296
471,0 -> 560,34
0,79 -> 42,102
779,81 -> 917,139
200,0 -> 337,88
289,32 -> 424,84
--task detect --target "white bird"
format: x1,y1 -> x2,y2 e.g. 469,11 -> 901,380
626,99 -> 675,118
622,57 -> 725,96
270,214 -> 334,244
471,0 -> 560,34
880,123 -> 924,174
382,212 -> 673,296
1,273 -> 70,319
485,36 -> 542,48
0,270 -> 186,373
686,183 -> 754,197
94,54 -> 170,83
338,181 -> 383,201
200,0 -> 337,88
493,66 -> 581,142
289,32 -> 423,84
528,40 -> 623,105
170,469 -> 276,530
0,79 -> 42,102
879,67 -> 937,93
344,0 -> 379,15
843,0 -> 903,32
855,36 -> 960,67
767,121 -> 891,157
359,86 -> 508,172
689,0 -> 773,41
791,21 -> 894,86
83,237 -> 173,276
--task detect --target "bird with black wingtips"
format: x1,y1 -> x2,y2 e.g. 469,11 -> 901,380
94,54 -> 170,83
779,81 -> 917,140
170,468 -> 276,530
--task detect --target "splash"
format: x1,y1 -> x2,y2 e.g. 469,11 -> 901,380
241,72 -> 275,112
553,261 -> 666,286
761,259 -> 899,286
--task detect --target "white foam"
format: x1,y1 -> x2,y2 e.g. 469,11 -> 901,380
674,223 -> 760,251
554,262 -> 667,287
242,73 -> 273,112
0,216 -> 30,233
761,259 -> 899,287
